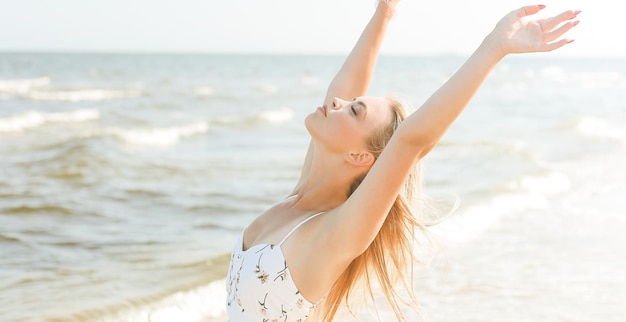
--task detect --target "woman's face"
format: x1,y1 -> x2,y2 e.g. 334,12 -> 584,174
305,96 -> 393,154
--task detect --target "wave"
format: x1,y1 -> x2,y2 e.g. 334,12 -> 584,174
51,254 -> 233,322
568,116 -> 625,141
502,171 -> 571,196
575,71 -> 625,89
2,204 -> 73,215
301,76 -> 320,86
256,108 -> 294,123
23,89 -> 141,102
79,279 -> 228,322
539,65 -> 567,82
0,77 -> 50,94
527,66 -> 626,89
435,171 -> 571,243
0,110 -> 211,148
0,77 -> 142,101
192,86 -> 213,97
256,84 -> 277,94
0,109 -> 100,133
213,108 -> 294,125
0,233 -> 22,243
106,121 -> 209,148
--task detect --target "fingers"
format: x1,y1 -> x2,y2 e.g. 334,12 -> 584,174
543,20 -> 579,43
540,38 -> 574,53
514,4 -> 546,18
541,10 -> 581,31
540,10 -> 580,52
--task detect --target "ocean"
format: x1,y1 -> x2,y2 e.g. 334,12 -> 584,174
1,53 -> 625,321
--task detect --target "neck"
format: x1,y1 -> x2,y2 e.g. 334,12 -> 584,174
291,143 -> 363,213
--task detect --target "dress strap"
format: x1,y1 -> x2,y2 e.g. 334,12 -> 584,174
277,212 -> 325,247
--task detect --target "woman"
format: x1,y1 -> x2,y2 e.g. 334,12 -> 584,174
226,1 -> 579,321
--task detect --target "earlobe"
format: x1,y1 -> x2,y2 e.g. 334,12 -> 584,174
346,151 -> 374,167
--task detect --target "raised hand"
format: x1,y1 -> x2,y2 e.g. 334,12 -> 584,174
377,0 -> 400,9
489,5 -> 580,55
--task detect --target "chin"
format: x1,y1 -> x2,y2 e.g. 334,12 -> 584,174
304,113 -> 316,135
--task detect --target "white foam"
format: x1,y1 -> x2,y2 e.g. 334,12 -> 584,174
193,86 -> 213,97
539,66 -> 567,82
24,89 -> 140,102
498,81 -> 528,91
203,108 -> 295,126
96,279 -> 227,322
256,108 -> 293,124
435,171 -> 571,243
0,109 -> 100,133
530,68 -> 625,89
573,116 -> 625,140
507,172 -> 571,196
0,77 -> 50,94
256,84 -> 277,94
107,121 -> 209,148
301,76 -> 320,86
497,63 -> 511,73
577,71 -> 624,89
435,191 -> 548,244
522,69 -> 536,79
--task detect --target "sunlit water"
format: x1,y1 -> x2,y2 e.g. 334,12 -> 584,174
1,53 -> 625,321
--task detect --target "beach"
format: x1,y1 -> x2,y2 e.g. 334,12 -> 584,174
1,53 -> 625,321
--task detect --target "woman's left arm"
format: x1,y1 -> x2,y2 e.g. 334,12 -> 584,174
329,5 -> 580,258
397,6 -> 580,158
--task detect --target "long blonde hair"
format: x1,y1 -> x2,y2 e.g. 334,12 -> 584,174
318,97 -> 433,321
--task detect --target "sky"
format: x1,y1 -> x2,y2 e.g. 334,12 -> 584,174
0,0 -> 622,57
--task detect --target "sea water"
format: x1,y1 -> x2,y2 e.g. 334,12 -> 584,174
1,53 -> 625,321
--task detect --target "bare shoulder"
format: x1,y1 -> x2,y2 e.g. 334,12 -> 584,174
280,208 -> 358,301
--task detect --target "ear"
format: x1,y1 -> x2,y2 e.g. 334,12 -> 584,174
345,150 -> 374,167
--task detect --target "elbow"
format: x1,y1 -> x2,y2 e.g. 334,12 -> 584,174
394,124 -> 437,160
416,142 -> 436,160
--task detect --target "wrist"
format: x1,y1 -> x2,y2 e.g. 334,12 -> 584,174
480,33 -> 508,61
375,0 -> 396,19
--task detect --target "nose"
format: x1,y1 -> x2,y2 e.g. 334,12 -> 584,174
331,97 -> 346,110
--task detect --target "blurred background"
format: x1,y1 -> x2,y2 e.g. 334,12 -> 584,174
1,1 -> 624,321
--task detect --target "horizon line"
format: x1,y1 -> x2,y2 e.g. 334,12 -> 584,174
0,49 -> 623,59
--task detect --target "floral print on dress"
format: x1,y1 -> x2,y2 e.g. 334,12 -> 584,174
258,293 -> 269,316
255,253 -> 270,284
226,211 -> 325,321
274,261 -> 289,282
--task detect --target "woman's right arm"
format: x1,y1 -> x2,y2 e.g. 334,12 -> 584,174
293,1 -> 398,194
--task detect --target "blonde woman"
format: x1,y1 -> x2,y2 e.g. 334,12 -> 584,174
225,1 -> 579,321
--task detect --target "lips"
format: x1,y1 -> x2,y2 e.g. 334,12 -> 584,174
317,106 -> 326,116
317,105 -> 327,117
